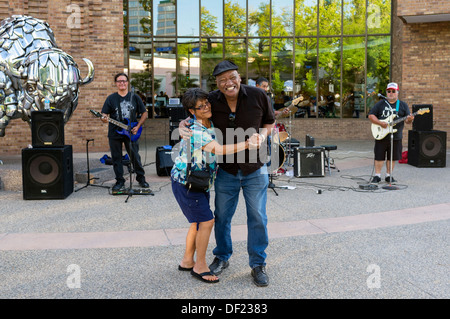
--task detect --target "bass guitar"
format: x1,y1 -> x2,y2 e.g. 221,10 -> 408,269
90,109 -> 142,142
371,107 -> 429,140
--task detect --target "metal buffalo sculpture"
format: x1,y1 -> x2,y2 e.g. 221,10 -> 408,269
0,15 -> 94,137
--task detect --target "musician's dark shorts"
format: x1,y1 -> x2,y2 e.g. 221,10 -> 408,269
374,138 -> 402,161
171,179 -> 213,225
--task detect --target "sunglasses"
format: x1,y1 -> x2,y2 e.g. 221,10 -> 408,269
387,90 -> 397,93
228,112 -> 236,128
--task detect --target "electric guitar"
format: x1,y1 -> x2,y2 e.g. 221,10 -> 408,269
371,107 -> 429,140
90,109 -> 142,142
276,96 -> 305,119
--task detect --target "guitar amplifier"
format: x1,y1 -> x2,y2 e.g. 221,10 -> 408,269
156,146 -> 175,176
294,147 -> 325,177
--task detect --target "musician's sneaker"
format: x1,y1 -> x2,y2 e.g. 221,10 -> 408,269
370,176 -> 381,183
112,181 -> 125,191
385,176 -> 397,183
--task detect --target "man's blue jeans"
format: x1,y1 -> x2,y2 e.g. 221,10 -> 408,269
212,165 -> 269,268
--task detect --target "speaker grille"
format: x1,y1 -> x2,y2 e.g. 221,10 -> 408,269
28,154 -> 60,185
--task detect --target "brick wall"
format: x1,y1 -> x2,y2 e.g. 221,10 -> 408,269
0,0 -> 124,155
398,0 -> 450,16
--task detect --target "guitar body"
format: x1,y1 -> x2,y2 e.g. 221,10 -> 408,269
371,114 -> 397,140
116,118 -> 142,142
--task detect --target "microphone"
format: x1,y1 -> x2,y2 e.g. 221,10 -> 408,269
378,93 -> 387,99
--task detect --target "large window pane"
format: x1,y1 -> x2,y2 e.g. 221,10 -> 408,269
248,0 -> 270,37
177,0 -> 199,36
201,39 -> 223,92
224,0 -> 246,37
368,0 -> 391,34
342,36 -> 365,118
248,38 -> 270,84
272,38 -> 293,109
318,37 -> 340,117
343,0 -> 366,35
294,37 -> 317,118
367,35 -> 390,114
154,0 -> 176,36
201,0 -> 223,37
129,0 -> 151,36
319,0 -> 341,36
272,0 -> 294,37
295,0 -> 318,37
177,38 -> 200,96
224,38 -> 247,82
153,37 -> 176,117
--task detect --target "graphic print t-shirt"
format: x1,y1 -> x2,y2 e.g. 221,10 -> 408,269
101,92 -> 146,138
369,99 -> 410,140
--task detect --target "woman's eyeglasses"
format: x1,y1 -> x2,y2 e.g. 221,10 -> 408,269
116,80 -> 128,84
193,101 -> 211,110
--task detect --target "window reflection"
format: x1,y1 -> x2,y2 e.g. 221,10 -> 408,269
177,0 -> 199,36
319,37 -> 340,118
201,38 -> 223,92
295,0 -> 318,36
248,38 -> 270,84
177,38 -> 200,96
153,37 -> 176,117
367,35 -> 390,115
344,0 -> 366,35
224,39 -> 247,82
153,0 -> 176,36
272,0 -> 294,36
248,0 -> 270,37
294,37 -> 317,118
201,0 -> 223,37
272,38 -> 293,110
342,36 -> 365,118
319,0 -> 341,36
368,0 -> 391,34
224,0 -> 246,37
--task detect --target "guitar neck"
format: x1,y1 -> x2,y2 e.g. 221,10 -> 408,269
392,110 -> 418,125
107,117 -> 128,130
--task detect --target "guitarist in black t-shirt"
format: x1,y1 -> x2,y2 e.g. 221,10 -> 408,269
101,73 -> 149,191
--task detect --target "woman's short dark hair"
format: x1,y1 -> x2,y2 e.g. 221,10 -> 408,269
182,88 -> 209,117
114,72 -> 128,82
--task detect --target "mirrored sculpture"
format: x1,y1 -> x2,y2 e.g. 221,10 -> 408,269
0,15 -> 94,137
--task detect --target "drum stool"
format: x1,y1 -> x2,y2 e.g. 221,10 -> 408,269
320,145 -> 339,175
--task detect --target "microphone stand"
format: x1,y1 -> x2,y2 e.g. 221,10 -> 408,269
381,98 -> 399,191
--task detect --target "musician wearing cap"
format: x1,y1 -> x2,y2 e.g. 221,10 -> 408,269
368,82 -> 414,184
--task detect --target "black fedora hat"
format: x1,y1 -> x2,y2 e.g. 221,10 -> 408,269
212,60 -> 239,76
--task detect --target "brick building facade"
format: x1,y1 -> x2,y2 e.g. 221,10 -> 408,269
0,0 -> 448,156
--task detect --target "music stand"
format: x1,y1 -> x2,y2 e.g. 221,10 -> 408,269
75,139 -> 110,192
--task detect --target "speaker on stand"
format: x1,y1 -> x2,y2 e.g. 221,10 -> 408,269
31,110 -> 65,147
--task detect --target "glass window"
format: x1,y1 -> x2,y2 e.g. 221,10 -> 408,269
271,38 -> 293,110
153,37 -> 176,117
201,38 -> 224,92
342,36 -> 365,118
248,38 -> 270,84
294,37 -> 317,118
224,0 -> 246,37
201,0 -> 223,37
318,37 -> 340,117
128,0 -> 151,37
295,0 -> 318,37
177,0 -> 199,36
367,35 -> 390,115
154,0 -> 176,36
248,0 -> 270,37
224,38 -> 247,82
343,0 -> 366,35
272,0 -> 294,37
368,0 -> 391,34
319,0 -> 341,36
177,38 -> 200,95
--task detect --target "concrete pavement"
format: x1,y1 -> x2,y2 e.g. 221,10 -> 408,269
0,139 -> 449,300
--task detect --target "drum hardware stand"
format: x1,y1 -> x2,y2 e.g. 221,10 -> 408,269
75,139 -> 110,192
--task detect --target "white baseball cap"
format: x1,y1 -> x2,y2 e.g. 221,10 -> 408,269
386,82 -> 399,90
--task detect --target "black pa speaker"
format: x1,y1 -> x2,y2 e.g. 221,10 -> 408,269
412,104 -> 433,131
408,130 -> 446,167
31,110 -> 65,147
22,145 -> 74,199
294,147 -> 325,177
156,146 -> 174,176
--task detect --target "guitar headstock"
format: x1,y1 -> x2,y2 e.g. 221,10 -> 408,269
292,95 -> 304,105
90,109 -> 102,117
417,108 -> 430,115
